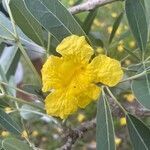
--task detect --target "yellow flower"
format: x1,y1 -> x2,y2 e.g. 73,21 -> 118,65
31,131 -> 39,137
107,26 -> 113,34
21,130 -> 28,138
111,12 -> 117,18
120,117 -> 127,126
124,93 -> 135,102
4,107 -> 12,114
115,137 -> 122,146
77,113 -> 85,122
42,35 -> 123,119
117,44 -> 124,52
1,131 -> 10,137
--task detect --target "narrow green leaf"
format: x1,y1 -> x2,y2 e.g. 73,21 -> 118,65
126,113 -> 150,150
144,0 -> 150,26
20,105 -> 40,120
0,12 -> 14,41
0,45 -> 20,80
0,42 -> 5,55
24,0 -> 87,42
89,32 -> 104,47
96,93 -> 116,150
125,0 -> 148,51
82,9 -> 98,34
2,138 -> 31,150
109,12 -> 124,44
0,65 -> 7,83
0,12 -> 35,43
0,109 -> 22,135
132,72 -> 150,109
0,12 -> 45,63
0,66 -> 10,108
10,0 -> 45,47
124,47 -> 140,61
144,0 -> 150,41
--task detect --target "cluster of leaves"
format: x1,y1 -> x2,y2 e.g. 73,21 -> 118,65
0,0 -> 150,149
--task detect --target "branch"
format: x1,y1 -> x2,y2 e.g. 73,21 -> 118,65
60,119 -> 96,150
60,99 -> 150,150
69,0 -> 119,14
108,97 -> 150,117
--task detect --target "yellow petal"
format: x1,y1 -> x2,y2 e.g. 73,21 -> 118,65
89,55 -> 123,86
41,56 -> 63,92
45,90 -> 78,119
56,35 -> 94,64
77,84 -> 101,108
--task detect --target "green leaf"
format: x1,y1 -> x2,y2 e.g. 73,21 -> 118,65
109,12 -> 124,44
0,45 -> 20,80
0,65 -> 7,83
24,0 -> 87,42
2,138 -> 31,150
132,71 -> 150,109
0,42 -> 5,54
0,12 -> 34,43
125,0 -> 148,51
82,9 -> 98,34
144,0 -> 150,41
123,47 -> 140,61
10,0 -> 45,47
96,93 -> 116,150
20,105 -> 40,120
89,32 -> 104,47
144,0 -> 150,26
0,109 -> 22,135
0,12 -> 15,41
126,113 -> 150,150
23,84 -> 41,95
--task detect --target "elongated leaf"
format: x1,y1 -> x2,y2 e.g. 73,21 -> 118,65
83,9 -> 98,34
124,47 -> 140,61
144,0 -> 150,41
0,66 -> 10,108
125,0 -> 148,51
10,0 -> 45,47
89,32 -> 104,47
0,45 -> 20,79
0,42 -> 4,55
132,72 -> 150,109
0,109 -> 22,135
0,65 -> 7,83
144,0 -> 150,26
0,12 -> 29,42
2,138 -> 31,150
126,113 -> 150,150
0,12 -> 14,41
0,12 -> 45,55
96,93 -> 116,150
20,105 -> 40,120
24,0 -> 87,42
109,12 -> 124,44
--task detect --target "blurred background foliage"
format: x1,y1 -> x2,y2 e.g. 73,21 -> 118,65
0,0 -> 150,149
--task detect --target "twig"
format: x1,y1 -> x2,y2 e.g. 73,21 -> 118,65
59,119 -> 96,150
108,97 -> 150,117
69,0 -> 119,14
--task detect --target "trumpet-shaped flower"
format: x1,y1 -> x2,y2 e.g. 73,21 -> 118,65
42,35 -> 123,119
